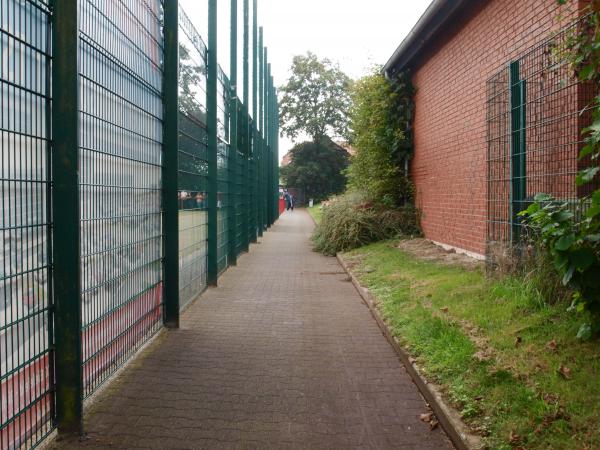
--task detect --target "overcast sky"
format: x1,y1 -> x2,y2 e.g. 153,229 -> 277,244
179,0 -> 432,159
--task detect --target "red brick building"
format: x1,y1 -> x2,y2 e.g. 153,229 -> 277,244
384,0 -> 591,258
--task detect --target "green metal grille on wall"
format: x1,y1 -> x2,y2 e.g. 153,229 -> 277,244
0,0 -> 280,447
486,16 -> 598,255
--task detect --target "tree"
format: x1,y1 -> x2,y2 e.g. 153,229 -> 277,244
279,52 -> 352,142
280,140 -> 349,202
346,69 -> 414,206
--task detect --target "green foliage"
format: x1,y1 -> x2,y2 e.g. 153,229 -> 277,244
346,69 -> 415,206
279,52 -> 352,142
280,139 -> 349,202
521,2 -> 600,338
520,194 -> 600,338
312,194 -> 419,255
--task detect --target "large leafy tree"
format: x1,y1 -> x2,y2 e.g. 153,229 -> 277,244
279,52 -> 352,142
280,140 -> 349,202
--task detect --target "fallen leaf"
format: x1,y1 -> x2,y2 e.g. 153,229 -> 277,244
440,307 -> 449,313
429,419 -> 439,430
547,339 -> 558,351
543,393 -> 558,404
558,364 -> 572,380
514,336 -> 522,347
509,430 -> 521,445
419,412 -> 433,422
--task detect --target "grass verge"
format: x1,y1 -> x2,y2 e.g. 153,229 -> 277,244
307,203 -> 322,224
343,240 -> 599,450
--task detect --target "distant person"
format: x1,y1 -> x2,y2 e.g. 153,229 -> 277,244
289,194 -> 295,211
284,190 -> 291,211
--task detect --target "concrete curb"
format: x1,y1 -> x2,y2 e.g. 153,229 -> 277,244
336,253 -> 480,450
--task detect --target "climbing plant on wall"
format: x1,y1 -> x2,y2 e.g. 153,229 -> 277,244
346,69 -> 415,207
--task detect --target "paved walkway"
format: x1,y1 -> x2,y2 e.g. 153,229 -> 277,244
55,210 -> 452,449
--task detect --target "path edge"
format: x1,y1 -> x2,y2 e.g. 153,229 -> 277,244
336,253 -> 480,450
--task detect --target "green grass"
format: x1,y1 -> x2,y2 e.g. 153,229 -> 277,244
344,240 -> 600,450
307,203 -> 322,224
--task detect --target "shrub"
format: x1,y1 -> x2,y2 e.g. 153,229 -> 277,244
347,69 -> 415,207
312,194 -> 420,256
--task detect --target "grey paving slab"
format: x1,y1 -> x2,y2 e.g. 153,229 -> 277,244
53,209 -> 453,450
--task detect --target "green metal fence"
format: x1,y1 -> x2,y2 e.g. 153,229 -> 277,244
0,0 -> 280,447
486,16 -> 598,255
1,0 -> 54,447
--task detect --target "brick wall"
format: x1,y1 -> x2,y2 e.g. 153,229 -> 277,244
409,0 -> 584,256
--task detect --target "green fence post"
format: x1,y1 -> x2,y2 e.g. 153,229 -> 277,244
242,0 -> 250,252
228,0 -> 238,266
207,0 -> 218,285
163,0 -> 180,327
275,88 -> 280,221
509,61 -> 527,243
264,50 -> 271,226
268,65 -> 275,225
269,80 -> 279,223
252,0 -> 259,241
52,0 -> 83,434
258,27 -> 264,234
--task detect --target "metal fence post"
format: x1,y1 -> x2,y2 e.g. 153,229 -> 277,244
229,0 -> 239,266
509,61 -> 526,243
264,49 -> 271,226
275,86 -> 280,221
207,0 -> 218,285
252,0 -> 259,241
52,0 -> 83,434
268,64 -> 275,225
258,28 -> 263,233
242,0 -> 250,252
272,79 -> 278,223
163,0 -> 180,327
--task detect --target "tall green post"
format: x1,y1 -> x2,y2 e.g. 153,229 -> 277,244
252,0 -> 259,241
207,0 -> 218,285
52,0 -> 83,434
228,0 -> 238,265
272,77 -> 278,223
258,27 -> 265,233
274,87 -> 280,221
242,0 -> 250,251
268,64 -> 275,225
163,0 -> 180,327
509,61 -> 527,243
264,49 -> 271,226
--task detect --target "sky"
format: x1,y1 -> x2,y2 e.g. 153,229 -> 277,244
179,0 -> 432,159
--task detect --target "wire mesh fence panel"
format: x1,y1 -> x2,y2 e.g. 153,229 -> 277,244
486,17 -> 599,255
216,68 -> 229,275
234,148 -> 245,257
0,0 -> 55,447
178,7 -> 208,308
79,0 -> 164,397
234,100 -> 247,256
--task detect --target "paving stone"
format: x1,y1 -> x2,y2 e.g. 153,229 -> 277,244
53,210 -> 453,449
